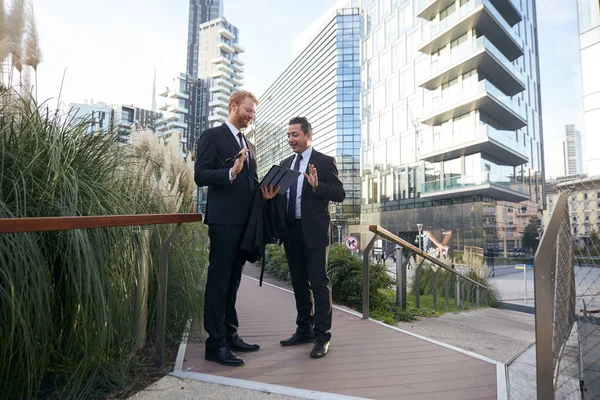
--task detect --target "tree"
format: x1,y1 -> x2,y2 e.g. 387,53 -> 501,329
522,216 -> 542,253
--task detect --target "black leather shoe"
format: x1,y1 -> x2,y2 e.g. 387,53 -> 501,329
310,341 -> 329,358
228,338 -> 260,352
205,347 -> 245,366
280,332 -> 315,346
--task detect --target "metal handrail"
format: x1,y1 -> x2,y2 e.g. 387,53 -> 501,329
362,225 -> 493,319
0,213 -> 204,369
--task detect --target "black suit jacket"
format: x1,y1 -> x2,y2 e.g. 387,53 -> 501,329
280,149 -> 345,249
194,123 -> 258,226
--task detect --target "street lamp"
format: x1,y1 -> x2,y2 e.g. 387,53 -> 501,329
417,223 -> 423,251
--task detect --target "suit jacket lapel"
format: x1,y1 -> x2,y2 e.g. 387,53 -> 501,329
222,123 -> 242,152
302,149 -> 317,194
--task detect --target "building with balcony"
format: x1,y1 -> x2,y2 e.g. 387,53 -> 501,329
197,17 -> 244,129
359,0 -> 544,264
69,101 -> 161,142
576,0 -> 600,175
545,176 -> 600,248
252,3 -> 361,242
156,74 -> 191,153
186,0 -> 223,78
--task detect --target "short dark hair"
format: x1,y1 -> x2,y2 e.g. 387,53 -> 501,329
288,117 -> 312,135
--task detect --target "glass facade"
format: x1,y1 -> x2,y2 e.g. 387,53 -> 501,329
577,0 -> 600,175
358,0 -> 544,258
253,8 -> 362,241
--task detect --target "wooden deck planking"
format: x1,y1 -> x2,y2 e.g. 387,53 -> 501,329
182,276 -> 498,399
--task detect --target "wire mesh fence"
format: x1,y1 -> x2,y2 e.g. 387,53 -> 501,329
536,179 -> 600,399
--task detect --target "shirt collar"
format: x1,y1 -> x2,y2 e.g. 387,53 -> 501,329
224,120 -> 240,137
296,146 -> 313,161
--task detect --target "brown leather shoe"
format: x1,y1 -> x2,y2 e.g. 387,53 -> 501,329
310,341 -> 329,358
280,332 -> 315,346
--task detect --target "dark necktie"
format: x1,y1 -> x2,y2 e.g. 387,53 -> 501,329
237,132 -> 249,166
287,154 -> 303,221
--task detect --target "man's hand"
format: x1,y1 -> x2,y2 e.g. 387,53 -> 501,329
261,184 -> 280,200
303,163 -> 318,189
230,147 -> 249,178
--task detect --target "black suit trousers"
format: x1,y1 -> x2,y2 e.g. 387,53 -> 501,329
204,224 -> 246,351
284,220 -> 332,343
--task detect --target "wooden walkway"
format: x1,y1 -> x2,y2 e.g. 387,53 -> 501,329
174,276 -> 502,400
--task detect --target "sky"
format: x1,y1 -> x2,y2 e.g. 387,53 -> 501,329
32,0 -> 585,178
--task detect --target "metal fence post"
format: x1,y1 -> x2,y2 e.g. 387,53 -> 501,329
476,287 -> 480,307
445,276 -> 449,310
432,269 -> 438,311
395,246 -> 407,309
455,276 -> 460,308
415,265 -> 421,309
133,227 -> 151,350
155,223 -> 183,369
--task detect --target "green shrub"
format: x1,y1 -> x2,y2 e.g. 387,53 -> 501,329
327,243 -> 394,308
0,96 -> 206,399
264,244 -> 291,281
410,266 -> 500,307
263,243 -> 395,318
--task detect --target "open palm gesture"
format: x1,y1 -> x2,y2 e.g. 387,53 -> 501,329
304,163 -> 318,189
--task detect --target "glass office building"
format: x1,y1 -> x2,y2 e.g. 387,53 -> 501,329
253,6 -> 362,241
577,0 -> 600,175
358,0 -> 544,259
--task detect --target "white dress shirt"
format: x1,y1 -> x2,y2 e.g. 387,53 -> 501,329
287,146 -> 313,219
224,120 -> 248,181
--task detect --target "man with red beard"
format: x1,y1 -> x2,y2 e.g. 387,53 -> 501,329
195,90 -> 277,366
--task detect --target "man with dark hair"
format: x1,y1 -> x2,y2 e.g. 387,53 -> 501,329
195,90 -> 278,367
278,116 -> 345,358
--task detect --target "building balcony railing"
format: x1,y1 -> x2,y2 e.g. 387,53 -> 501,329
214,78 -> 234,89
216,108 -> 228,117
159,89 -> 189,101
421,172 -> 530,202
232,58 -> 245,66
419,0 -> 524,62
420,124 -> 529,166
208,114 -> 226,123
217,42 -> 235,54
210,70 -> 229,80
211,56 -> 231,65
231,77 -> 243,87
232,42 -> 245,53
231,63 -> 244,73
417,0 -> 521,26
209,99 -> 228,109
218,27 -> 235,40
209,85 -> 230,93
420,79 -> 527,130
217,64 -> 235,75
162,104 -> 188,115
419,36 -> 526,96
